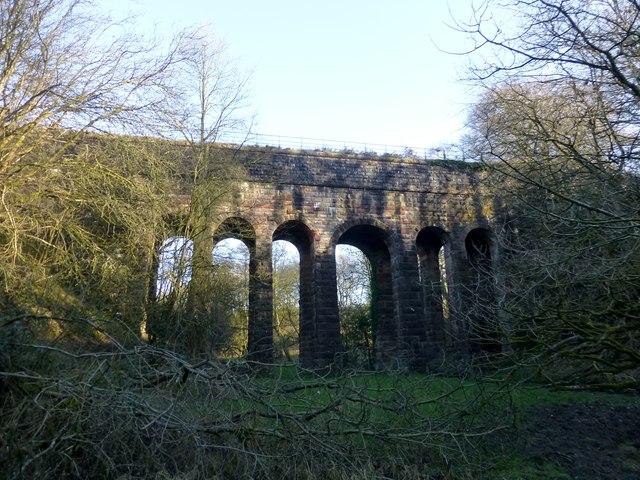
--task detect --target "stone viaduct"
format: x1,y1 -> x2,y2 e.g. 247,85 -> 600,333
176,147 -> 501,370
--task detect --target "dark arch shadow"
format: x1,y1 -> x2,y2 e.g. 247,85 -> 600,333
465,227 -> 500,353
465,228 -> 496,264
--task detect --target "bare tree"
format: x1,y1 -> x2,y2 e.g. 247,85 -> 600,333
336,245 -> 374,368
145,30 -> 253,355
0,0 -> 188,335
152,27 -> 251,176
462,0 -> 640,387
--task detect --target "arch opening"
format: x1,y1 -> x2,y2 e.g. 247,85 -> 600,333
205,217 -> 257,358
211,238 -> 250,358
149,227 -> 252,357
465,228 -> 500,353
148,236 -> 194,345
336,244 -> 374,369
272,239 -> 300,363
155,235 -> 193,300
465,228 -> 494,266
210,216 -> 275,362
337,224 -> 394,369
416,227 -> 451,348
273,220 -> 313,366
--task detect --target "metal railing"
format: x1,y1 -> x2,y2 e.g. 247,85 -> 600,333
216,132 -> 465,161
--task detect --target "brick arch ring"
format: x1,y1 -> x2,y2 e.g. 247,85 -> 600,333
329,217 -> 402,252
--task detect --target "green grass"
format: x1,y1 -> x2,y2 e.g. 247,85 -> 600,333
474,456 -> 572,480
251,366 -> 638,479
509,384 -> 636,407
473,383 -> 637,479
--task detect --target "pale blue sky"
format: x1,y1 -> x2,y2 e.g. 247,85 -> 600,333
102,1 -> 476,150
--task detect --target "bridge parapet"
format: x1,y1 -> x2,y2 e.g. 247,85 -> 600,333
238,149 -> 483,194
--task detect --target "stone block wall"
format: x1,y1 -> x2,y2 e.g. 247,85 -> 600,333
195,148 -> 500,369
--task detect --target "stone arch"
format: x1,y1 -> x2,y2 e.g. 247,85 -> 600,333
464,227 -> 500,353
213,216 -> 273,361
272,219 -> 314,248
332,219 -> 397,368
213,216 -> 256,249
330,217 -> 400,250
272,220 -> 315,366
416,227 -> 451,349
465,227 -> 496,265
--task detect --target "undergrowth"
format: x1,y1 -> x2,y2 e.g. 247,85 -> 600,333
2,315 -> 637,479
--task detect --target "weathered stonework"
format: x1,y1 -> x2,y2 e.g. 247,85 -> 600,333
188,147 -> 500,370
